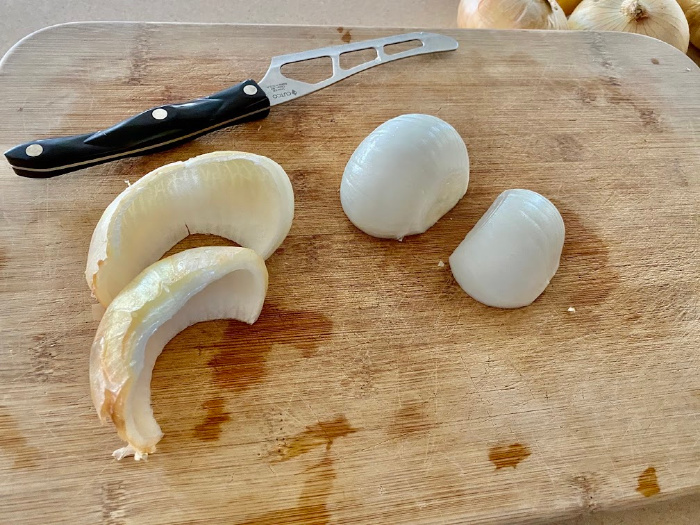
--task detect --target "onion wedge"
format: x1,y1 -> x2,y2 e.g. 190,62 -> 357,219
90,246 -> 268,460
86,151 -> 293,306
449,189 -> 565,308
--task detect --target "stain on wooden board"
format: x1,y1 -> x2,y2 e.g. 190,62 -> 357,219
336,26 -> 352,43
489,443 -> 531,470
237,452 -> 336,525
273,415 -> 358,462
208,303 -> 333,393
387,400 -> 434,438
190,304 -> 333,441
0,406 -> 40,469
637,467 -> 661,497
193,397 -> 231,442
574,77 -> 663,130
237,416 -> 356,524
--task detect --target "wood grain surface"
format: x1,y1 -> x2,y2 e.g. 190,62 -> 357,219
0,23 -> 698,525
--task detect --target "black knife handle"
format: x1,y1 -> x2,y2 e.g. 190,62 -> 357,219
4,80 -> 271,178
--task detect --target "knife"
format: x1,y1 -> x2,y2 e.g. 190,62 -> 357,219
4,32 -> 457,178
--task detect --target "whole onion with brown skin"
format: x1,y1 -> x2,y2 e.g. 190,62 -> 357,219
569,0 -> 690,53
677,0 -> 700,48
457,0 -> 569,30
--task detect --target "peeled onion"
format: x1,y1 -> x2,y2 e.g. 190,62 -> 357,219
86,151 -> 293,306
457,0 -> 569,30
90,246 -> 268,460
449,189 -> 565,309
340,114 -> 469,240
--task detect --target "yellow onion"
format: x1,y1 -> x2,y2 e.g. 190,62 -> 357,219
569,0 -> 690,53
677,0 -> 700,48
557,0 -> 583,15
457,0 -> 569,29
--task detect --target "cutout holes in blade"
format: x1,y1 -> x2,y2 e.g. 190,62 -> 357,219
339,47 -> 378,70
280,56 -> 334,85
383,39 -> 423,55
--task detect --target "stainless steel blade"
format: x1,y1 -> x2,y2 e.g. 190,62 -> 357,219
258,32 -> 458,106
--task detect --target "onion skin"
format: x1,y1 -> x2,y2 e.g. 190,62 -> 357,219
457,0 -> 569,30
569,0 -> 690,53
557,0 -> 584,16
86,151 -> 293,307
90,246 -> 268,460
340,114 -> 469,240
449,189 -> 565,309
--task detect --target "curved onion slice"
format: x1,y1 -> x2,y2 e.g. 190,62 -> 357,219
449,189 -> 565,308
90,246 -> 268,460
86,151 -> 293,306
340,114 -> 469,240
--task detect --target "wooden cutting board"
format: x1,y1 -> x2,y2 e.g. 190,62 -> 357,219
0,23 -> 698,525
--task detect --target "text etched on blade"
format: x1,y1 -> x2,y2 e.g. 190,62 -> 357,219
267,83 -> 298,101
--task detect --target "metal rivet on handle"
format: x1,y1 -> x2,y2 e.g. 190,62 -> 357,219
25,144 -> 43,157
243,84 -> 258,95
152,108 -> 168,120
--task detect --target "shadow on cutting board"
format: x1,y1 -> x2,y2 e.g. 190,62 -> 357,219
564,491 -> 700,525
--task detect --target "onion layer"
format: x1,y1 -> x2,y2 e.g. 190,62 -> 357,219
90,246 -> 268,460
86,151 -> 293,306
449,189 -> 565,309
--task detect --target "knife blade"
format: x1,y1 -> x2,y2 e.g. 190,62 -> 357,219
4,32 -> 457,178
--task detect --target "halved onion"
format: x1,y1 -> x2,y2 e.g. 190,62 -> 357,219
340,114 -> 469,240
449,189 -> 565,308
86,151 -> 293,306
90,246 -> 268,460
